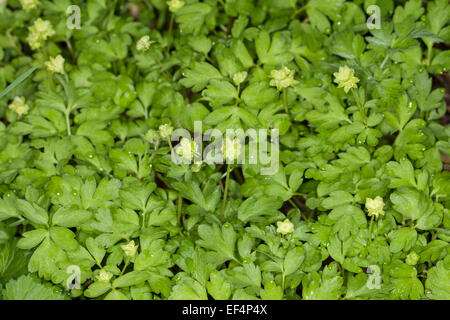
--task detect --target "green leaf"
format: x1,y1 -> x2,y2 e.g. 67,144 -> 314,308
169,278 -> 208,300
3,275 -> 68,300
196,223 -> 237,263
180,62 -> 223,92
113,271 -> 150,288
202,80 -> 237,106
0,65 -> 40,100
328,205 -> 367,240
389,228 -> 417,253
284,247 -> 305,276
49,227 -> 78,250
17,229 -> 47,250
237,196 -> 283,223
84,281 -> 112,298
52,208 -> 92,228
425,261 -> 450,300
390,188 -> 434,221
206,271 -> 232,300
16,200 -> 48,226
260,281 -> 283,300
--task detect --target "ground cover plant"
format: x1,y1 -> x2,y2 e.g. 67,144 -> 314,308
0,0 -> 449,300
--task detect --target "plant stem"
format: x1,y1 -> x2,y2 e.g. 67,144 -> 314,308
351,88 -> 367,124
427,45 -> 433,66
141,212 -> 146,230
368,215 -> 375,243
167,138 -> 173,151
65,111 -> 71,136
120,260 -> 129,275
148,49 -> 171,79
380,53 -> 390,69
177,194 -> 183,226
288,198 -> 300,210
168,14 -> 174,47
291,5 -> 309,20
221,164 -> 231,217
283,88 -> 289,114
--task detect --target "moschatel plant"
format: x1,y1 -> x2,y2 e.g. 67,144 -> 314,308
0,0 -> 449,300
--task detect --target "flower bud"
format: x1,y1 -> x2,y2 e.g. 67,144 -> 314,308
276,218 -> 294,235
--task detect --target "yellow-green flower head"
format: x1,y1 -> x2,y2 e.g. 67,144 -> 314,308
175,137 -> 200,162
191,162 -> 202,172
121,240 -> 138,258
8,96 -> 29,116
269,66 -> 298,91
167,0 -> 184,13
233,71 -> 248,86
159,123 -> 174,139
276,218 -> 294,235
222,137 -> 242,162
145,129 -> 160,144
136,35 -> 154,52
365,196 -> 385,218
333,66 -> 359,93
26,18 -> 55,50
406,251 -> 420,266
20,0 -> 39,11
45,55 -> 65,74
96,269 -> 113,282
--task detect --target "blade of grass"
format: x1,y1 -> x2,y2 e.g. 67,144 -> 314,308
0,65 -> 40,100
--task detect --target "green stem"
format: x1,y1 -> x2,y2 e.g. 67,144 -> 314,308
221,164 -> 231,217
283,89 -> 289,114
291,5 -> 309,20
351,88 -> 367,124
168,14 -> 174,47
141,212 -> 146,230
380,53 -> 390,69
167,138 -> 173,152
288,199 -> 299,210
368,215 -> 375,243
148,49 -> 171,79
177,194 -> 183,226
65,111 -> 71,136
427,45 -> 433,66
120,260 -> 129,275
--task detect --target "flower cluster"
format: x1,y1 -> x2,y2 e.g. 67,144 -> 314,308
365,196 -> 385,218
175,137 -> 200,162
121,240 -> 138,258
159,123 -> 174,139
136,35 -> 154,52
97,270 -> 113,282
26,18 -> 55,50
333,66 -> 359,93
20,0 -> 39,11
222,137 -> 242,163
45,55 -> 65,74
8,97 -> 29,116
233,71 -> 248,86
145,129 -> 160,144
167,0 -> 184,13
276,219 -> 294,235
406,251 -> 420,266
269,66 -> 297,91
